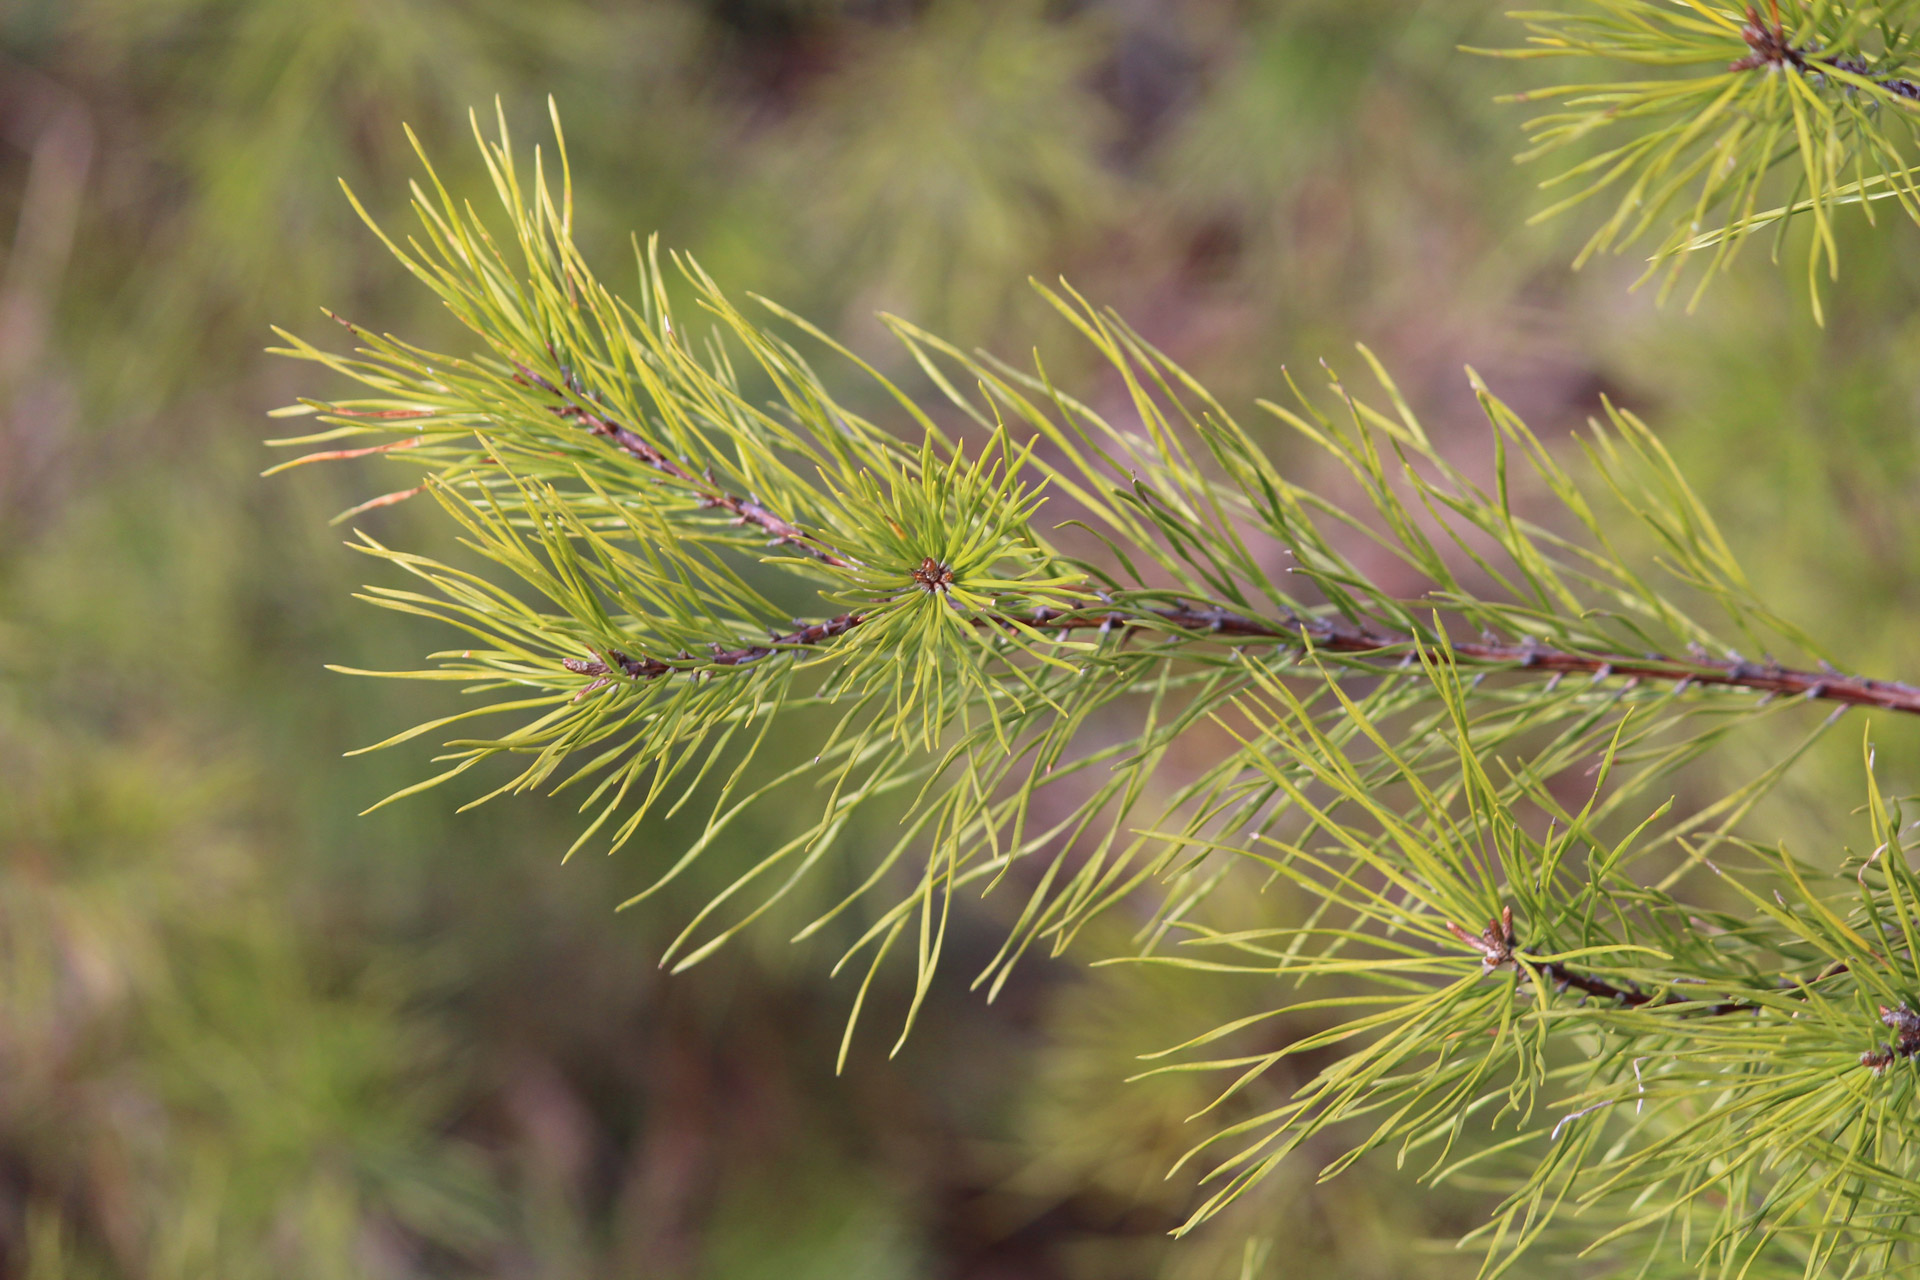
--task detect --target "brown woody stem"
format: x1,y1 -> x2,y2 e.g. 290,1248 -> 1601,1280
566,593 -> 1920,717
1530,959 -> 1756,1017
1450,909 -> 1854,1029
517,363 -> 856,571
1730,6 -> 1920,100
563,611 -> 866,682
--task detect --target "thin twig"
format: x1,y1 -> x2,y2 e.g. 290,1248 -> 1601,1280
563,611 -> 866,681
1448,908 -> 1853,1028
515,363 -> 856,570
1444,908 -> 1708,1010
565,592 -> 1920,717
1032,606 -> 1920,716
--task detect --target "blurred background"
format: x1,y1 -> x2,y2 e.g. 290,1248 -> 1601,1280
3,1 -> 1919,1276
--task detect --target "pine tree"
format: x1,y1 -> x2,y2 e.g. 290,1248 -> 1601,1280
277,5 -> 1920,1271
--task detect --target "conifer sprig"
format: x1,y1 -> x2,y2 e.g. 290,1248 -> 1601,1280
1132,655 -> 1920,1267
1484,0 -> 1920,318
276,107 -> 1920,1271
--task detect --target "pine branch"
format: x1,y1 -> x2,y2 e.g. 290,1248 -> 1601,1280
1143,668 -> 1920,1264
561,588 -> 1920,716
275,109 -> 1884,1021
1483,0 -> 1920,317
275,109 -> 1920,1275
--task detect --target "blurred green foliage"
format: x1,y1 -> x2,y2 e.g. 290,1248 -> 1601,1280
4,1 -> 1920,1276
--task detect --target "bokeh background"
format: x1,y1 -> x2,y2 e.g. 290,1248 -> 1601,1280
4,2 -> 1919,1277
